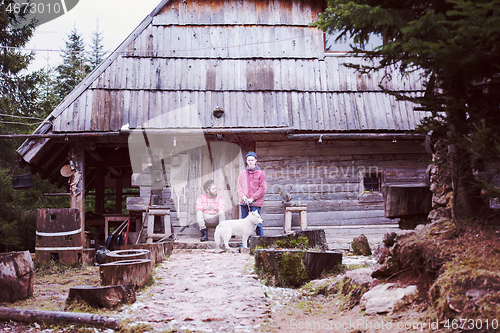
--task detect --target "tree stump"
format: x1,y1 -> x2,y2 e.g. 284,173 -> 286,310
250,229 -> 328,252
99,259 -> 152,288
67,284 -> 136,309
254,249 -> 309,287
106,249 -> 151,263
304,251 -> 342,279
0,251 -> 33,302
117,241 -> 173,265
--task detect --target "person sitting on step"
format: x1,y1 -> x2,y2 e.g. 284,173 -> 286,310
196,180 -> 225,241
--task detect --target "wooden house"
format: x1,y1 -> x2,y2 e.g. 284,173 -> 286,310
17,0 -> 431,252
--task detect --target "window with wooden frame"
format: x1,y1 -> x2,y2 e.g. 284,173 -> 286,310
324,31 -> 383,53
358,169 -> 384,203
364,173 -> 381,193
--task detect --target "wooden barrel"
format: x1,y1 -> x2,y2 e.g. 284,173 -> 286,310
0,251 -> 34,302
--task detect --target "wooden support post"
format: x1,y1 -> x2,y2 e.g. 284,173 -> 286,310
115,177 -> 123,214
146,214 -> 155,244
95,165 -> 105,215
300,209 -> 307,230
284,210 -> 292,234
70,143 -> 85,250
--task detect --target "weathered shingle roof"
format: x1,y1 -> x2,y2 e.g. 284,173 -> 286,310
18,0 -> 429,161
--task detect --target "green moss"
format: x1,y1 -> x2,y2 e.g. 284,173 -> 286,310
275,236 -> 309,250
278,251 -> 309,287
428,258 -> 500,322
255,250 -> 310,288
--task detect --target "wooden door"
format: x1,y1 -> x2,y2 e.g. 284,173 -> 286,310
200,142 -> 243,220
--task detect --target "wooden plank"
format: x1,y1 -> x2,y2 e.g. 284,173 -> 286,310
75,92 -> 86,131
164,91 -> 174,128
308,92 -> 318,130
90,90 -> 99,131
56,104 -> 68,132
384,185 -> 432,218
108,91 -> 118,131
302,92 -> 312,130
321,92 -> 332,131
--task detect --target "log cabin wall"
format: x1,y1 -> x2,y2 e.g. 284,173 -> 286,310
257,139 -> 429,231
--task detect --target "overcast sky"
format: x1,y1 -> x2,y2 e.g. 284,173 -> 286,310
26,0 -> 161,72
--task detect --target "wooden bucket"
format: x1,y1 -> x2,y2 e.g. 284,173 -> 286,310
12,174 -> 33,190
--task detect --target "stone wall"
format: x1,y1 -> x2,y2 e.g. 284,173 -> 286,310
428,140 -> 453,223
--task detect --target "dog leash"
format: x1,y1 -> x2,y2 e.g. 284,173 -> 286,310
243,198 -> 251,212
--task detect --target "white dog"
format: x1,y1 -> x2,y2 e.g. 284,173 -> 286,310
214,211 -> 263,250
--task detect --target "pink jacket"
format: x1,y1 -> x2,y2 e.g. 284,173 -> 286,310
196,193 -> 224,215
237,167 -> 267,207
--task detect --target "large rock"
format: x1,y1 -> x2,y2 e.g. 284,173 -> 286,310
0,251 -> 34,302
351,234 -> 371,256
307,268 -> 374,297
371,257 -> 400,278
360,283 -> 418,315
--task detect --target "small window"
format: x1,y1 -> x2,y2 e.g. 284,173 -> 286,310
50,253 -> 59,262
364,173 -> 381,193
325,31 -> 383,53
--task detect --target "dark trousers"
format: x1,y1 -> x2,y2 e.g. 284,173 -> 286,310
241,205 -> 263,236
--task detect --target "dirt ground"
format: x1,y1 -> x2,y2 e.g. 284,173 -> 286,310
0,247 -> 440,333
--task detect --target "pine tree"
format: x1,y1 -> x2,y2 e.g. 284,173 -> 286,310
0,0 -> 40,134
89,19 -> 105,71
54,27 -> 90,102
0,0 -> 42,252
314,0 -> 500,223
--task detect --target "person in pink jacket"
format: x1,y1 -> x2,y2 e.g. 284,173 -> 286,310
237,151 -> 267,236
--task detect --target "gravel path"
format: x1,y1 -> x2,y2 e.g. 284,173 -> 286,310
119,249 -> 270,332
